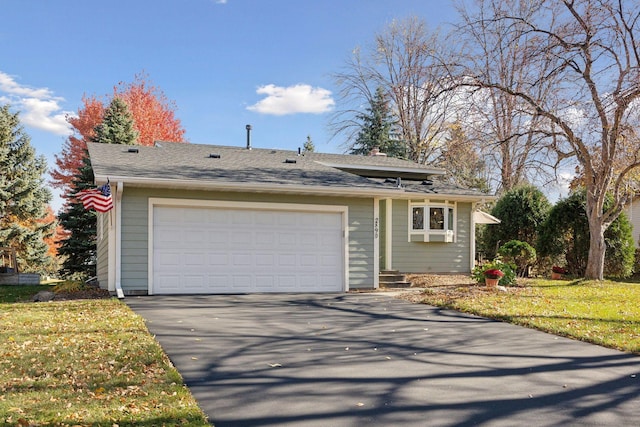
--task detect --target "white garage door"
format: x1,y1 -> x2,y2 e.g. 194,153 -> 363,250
151,204 -> 345,294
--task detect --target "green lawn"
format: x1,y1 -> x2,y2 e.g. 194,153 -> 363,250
0,286 -> 210,426
414,279 -> 640,354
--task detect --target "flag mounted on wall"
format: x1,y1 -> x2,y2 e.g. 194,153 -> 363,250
77,181 -> 113,213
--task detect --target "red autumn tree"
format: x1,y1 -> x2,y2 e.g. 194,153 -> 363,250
41,205 -> 66,259
114,72 -> 186,146
51,73 -> 187,196
51,95 -> 104,192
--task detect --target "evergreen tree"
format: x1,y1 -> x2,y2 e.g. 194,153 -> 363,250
57,98 -> 139,278
537,189 -> 635,278
303,135 -> 315,153
57,155 -> 97,278
92,97 -> 138,145
350,87 -> 404,158
482,185 -> 551,259
0,105 -> 55,273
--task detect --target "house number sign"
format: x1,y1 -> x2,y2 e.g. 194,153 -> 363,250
374,217 -> 379,239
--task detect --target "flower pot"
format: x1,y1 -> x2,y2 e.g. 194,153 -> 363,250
485,277 -> 500,287
551,272 -> 562,280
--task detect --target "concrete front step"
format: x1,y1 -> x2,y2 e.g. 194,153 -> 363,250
379,269 -> 412,288
379,274 -> 406,282
379,281 -> 413,289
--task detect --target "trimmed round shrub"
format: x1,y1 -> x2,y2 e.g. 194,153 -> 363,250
497,240 -> 536,277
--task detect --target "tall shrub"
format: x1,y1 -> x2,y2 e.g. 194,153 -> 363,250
482,185 -> 550,258
537,189 -> 634,278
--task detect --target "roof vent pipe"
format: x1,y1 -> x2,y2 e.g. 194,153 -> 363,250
245,124 -> 252,150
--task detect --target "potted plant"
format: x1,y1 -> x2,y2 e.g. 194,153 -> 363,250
472,259 -> 516,288
483,268 -> 504,287
551,266 -> 567,280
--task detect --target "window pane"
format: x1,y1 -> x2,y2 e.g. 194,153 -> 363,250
412,207 -> 424,230
430,207 -> 445,230
448,208 -> 454,231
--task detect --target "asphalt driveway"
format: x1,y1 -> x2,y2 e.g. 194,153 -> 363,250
126,293 -> 640,426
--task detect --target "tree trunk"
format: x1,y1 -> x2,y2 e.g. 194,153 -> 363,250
585,215 -> 606,280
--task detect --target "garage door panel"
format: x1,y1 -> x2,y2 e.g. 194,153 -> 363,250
155,228 -> 181,245
231,253 -> 252,266
208,253 -> 229,265
183,275 -> 205,289
255,253 -> 275,266
232,211 -> 253,225
255,276 -> 274,290
322,254 -> 340,266
152,205 -> 345,294
156,251 -> 180,267
185,230 -> 204,244
255,231 -> 276,246
278,232 -> 297,246
209,230 -> 229,245
321,234 -> 342,248
299,254 -> 318,266
233,232 -> 253,247
208,275 -> 230,289
156,274 -> 181,292
277,253 -> 297,267
232,275 -> 252,290
255,212 -> 276,226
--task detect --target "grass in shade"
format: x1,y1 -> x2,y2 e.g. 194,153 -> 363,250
0,286 -> 210,426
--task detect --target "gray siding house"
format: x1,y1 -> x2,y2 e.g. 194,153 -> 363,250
87,141 -> 492,296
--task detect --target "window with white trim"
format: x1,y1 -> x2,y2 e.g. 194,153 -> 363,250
409,201 -> 456,242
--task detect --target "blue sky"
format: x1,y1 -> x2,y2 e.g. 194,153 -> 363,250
1,0 -> 458,210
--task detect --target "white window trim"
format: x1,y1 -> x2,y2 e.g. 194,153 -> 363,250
408,200 -> 457,243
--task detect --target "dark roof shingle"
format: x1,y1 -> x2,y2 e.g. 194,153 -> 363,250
87,141 -> 487,198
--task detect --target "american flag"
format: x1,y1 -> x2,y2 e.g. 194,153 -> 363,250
77,182 -> 113,213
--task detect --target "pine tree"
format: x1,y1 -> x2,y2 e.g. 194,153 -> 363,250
0,105 -> 55,273
303,135 -> 315,153
349,87 -> 405,158
92,97 -> 138,145
57,98 -> 139,278
57,155 -> 97,278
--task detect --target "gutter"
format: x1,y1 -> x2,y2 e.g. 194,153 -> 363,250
93,174 -> 495,203
115,181 -> 124,299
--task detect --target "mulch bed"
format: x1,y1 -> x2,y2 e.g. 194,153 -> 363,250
47,274 -> 509,302
50,287 -> 113,301
389,274 -> 523,304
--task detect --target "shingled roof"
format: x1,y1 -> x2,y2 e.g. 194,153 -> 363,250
87,141 -> 488,199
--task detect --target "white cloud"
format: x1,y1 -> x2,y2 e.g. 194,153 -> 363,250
546,169 -> 575,202
0,71 -> 73,136
247,84 -> 335,115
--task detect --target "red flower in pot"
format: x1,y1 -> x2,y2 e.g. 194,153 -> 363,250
484,269 -> 505,279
